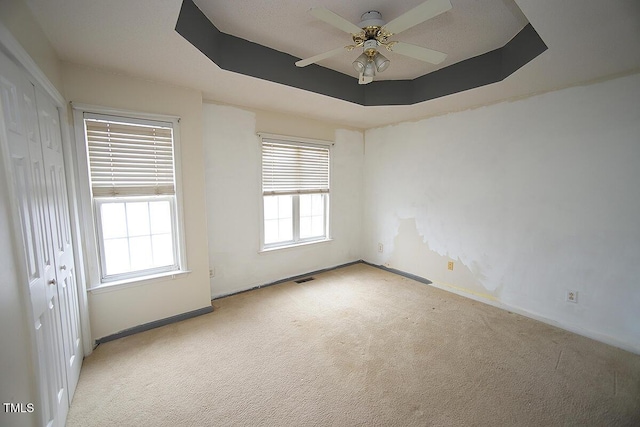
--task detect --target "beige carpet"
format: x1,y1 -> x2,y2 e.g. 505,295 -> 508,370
67,263 -> 640,426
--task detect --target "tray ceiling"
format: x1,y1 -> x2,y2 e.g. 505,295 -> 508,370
193,0 -> 529,81
176,0 -> 546,106
23,0 -> 640,128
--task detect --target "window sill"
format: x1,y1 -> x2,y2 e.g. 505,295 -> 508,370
87,270 -> 191,294
259,238 -> 333,254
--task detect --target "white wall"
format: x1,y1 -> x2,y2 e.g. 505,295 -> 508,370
203,103 -> 364,297
363,73 -> 640,353
62,64 -> 212,339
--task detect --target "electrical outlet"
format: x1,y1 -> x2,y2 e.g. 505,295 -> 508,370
209,268 -> 215,278
566,290 -> 578,303
378,243 -> 383,253
447,261 -> 454,271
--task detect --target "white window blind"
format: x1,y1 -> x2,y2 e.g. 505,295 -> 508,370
85,114 -> 175,197
262,139 -> 330,196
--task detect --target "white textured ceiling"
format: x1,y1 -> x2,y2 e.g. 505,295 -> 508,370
25,0 -> 640,129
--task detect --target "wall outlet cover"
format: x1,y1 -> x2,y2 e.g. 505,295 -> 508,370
566,290 -> 578,303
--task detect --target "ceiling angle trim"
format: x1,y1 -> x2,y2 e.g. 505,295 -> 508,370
175,0 -> 547,107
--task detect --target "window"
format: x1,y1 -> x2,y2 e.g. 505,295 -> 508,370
83,112 -> 183,282
261,135 -> 331,249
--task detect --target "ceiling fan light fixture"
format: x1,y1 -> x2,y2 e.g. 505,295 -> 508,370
363,61 -> 376,77
374,52 -> 390,73
352,53 -> 368,73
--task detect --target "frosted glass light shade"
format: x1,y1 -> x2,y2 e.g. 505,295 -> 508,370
374,53 -> 390,72
363,61 -> 376,77
352,53 -> 368,73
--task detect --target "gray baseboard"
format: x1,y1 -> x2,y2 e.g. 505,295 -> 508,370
361,261 -> 433,286
212,260 -> 364,300
95,305 -> 214,346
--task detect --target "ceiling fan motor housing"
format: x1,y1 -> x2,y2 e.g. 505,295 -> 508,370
358,11 -> 385,28
354,11 -> 393,48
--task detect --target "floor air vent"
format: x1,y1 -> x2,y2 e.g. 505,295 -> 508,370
295,277 -> 315,284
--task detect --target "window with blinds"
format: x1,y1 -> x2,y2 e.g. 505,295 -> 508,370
260,136 -> 331,249
82,112 -> 181,282
262,139 -> 330,196
84,114 -> 175,197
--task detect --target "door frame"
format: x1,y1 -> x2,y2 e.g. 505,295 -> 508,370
0,21 -> 92,357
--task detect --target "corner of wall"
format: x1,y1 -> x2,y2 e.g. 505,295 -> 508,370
0,0 -> 63,93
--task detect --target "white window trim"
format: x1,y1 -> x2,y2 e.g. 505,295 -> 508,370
258,133 -> 333,252
71,103 -> 188,291
259,237 -> 334,254
87,270 -> 191,295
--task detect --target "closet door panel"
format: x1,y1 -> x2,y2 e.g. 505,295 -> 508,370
36,86 -> 83,400
0,70 -> 40,292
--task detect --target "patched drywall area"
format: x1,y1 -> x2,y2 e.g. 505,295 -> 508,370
363,72 -> 640,352
203,103 -> 364,297
388,218 -> 496,301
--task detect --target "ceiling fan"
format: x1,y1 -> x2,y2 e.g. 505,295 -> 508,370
295,0 -> 452,84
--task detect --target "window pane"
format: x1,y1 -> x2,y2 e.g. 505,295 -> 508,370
101,203 -> 127,239
300,194 -> 325,239
311,216 -> 325,237
264,195 -> 295,245
279,218 -> 293,241
301,216 -> 325,239
311,194 -> 324,216
100,198 -> 178,277
126,202 -> 150,237
152,234 -> 174,266
104,238 -> 130,275
264,219 -> 279,244
300,194 -> 312,217
278,195 -> 292,219
300,217 -> 312,239
150,201 -> 172,234
264,196 -> 278,220
129,236 -> 153,270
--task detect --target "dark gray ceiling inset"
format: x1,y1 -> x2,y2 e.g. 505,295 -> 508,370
175,0 -> 547,106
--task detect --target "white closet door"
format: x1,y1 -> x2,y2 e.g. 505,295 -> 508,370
1,49 -> 81,427
35,86 -> 83,400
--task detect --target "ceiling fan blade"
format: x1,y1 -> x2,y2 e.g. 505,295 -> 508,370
309,7 -> 364,35
390,41 -> 447,64
382,0 -> 452,35
295,46 -> 348,67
